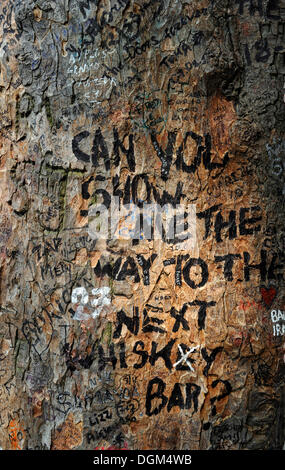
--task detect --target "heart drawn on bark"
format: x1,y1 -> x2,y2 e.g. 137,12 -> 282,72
260,287 -> 277,307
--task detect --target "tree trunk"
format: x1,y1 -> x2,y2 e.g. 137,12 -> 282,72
0,0 -> 284,450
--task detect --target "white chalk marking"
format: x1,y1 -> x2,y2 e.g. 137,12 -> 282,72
174,344 -> 199,372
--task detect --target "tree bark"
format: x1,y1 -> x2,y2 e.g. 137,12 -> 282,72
0,0 -> 284,450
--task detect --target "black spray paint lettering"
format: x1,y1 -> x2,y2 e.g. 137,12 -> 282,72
94,257 -> 122,280
125,175 -> 184,207
113,307 -> 139,339
151,131 -> 229,180
201,348 -> 223,376
170,301 -> 216,332
72,127 -> 135,172
116,256 -> 141,283
94,254 -> 208,287
98,343 -> 118,371
150,131 -> 177,181
113,300 -> 216,340
215,250 -> 284,282
149,339 -> 176,371
197,205 -> 262,242
142,306 -> 166,334
82,173 -> 184,220
166,255 -> 208,288
99,341 -> 222,377
175,131 -> 203,173
210,380 -> 232,417
72,128 -> 229,181
136,254 -> 157,285
243,250 -> 268,282
93,250 -> 283,288
182,258 -> 209,289
98,340 -> 176,371
64,341 -> 97,372
214,254 -> 242,281
145,377 -> 201,416
132,341 -> 148,369
113,128 -> 136,172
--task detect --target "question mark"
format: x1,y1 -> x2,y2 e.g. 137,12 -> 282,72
210,379 -> 232,416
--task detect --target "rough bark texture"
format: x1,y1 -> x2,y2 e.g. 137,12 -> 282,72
0,0 -> 285,451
